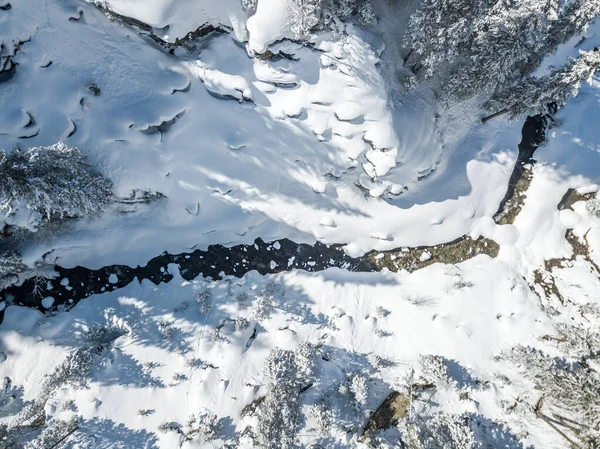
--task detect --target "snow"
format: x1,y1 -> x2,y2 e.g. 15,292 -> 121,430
99,0 -> 249,42
41,296 -> 55,309
0,0 -> 519,268
1,1 -> 600,448
2,243 -> 598,447
246,0 -> 295,54
186,62 -> 254,101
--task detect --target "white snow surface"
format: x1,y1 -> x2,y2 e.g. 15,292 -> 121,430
1,2 -> 600,448
0,0 -> 536,269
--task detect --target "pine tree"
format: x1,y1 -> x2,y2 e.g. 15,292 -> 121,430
402,0 -> 500,82
0,250 -> 26,289
404,0 -> 600,101
256,344 -> 317,449
483,48 -> 600,120
444,0 -> 562,100
0,143 -> 113,231
290,0 -> 321,40
547,0 -> 600,49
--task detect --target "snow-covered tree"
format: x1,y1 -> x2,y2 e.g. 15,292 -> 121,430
546,0 -> 600,50
256,344 -> 318,449
503,344 -> 600,447
290,0 -> 321,40
0,250 -> 26,290
0,143 -> 112,231
483,48 -> 600,120
23,416 -> 80,449
404,0 -> 600,101
309,400 -> 331,433
263,348 -> 299,386
322,0 -> 375,25
402,0 -> 499,82
256,381 -> 302,449
445,0 -> 559,100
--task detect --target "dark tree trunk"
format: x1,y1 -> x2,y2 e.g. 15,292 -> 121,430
481,107 -> 511,123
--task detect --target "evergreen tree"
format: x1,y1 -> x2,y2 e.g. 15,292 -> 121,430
483,48 -> 600,120
444,0 -> 562,99
404,0 -> 600,101
0,250 -> 26,289
547,0 -> 600,49
402,0 -> 500,83
256,344 -> 317,449
0,143 -> 113,231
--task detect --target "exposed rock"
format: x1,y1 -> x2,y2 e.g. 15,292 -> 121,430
360,391 -> 410,441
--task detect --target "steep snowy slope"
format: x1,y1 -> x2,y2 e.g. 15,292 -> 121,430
1,1 -> 600,449
1,0 -> 525,269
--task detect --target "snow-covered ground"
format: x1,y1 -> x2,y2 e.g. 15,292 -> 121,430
1,196 -> 599,447
0,0 -> 524,268
1,0 -> 600,448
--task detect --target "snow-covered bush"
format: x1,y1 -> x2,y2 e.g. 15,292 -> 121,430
249,291 -> 274,321
288,0 -> 375,40
0,143 -> 112,232
241,0 -> 258,13
423,413 -> 478,449
84,322 -> 130,346
419,354 -> 452,387
235,316 -> 250,330
398,413 -> 478,449
586,197 -> 600,218
339,372 -> 369,409
289,0 -> 322,40
309,400 -> 331,433
552,322 -> 600,361
157,320 -> 176,339
158,421 -> 182,434
376,306 -> 390,318
182,409 -> 221,444
196,290 -> 212,314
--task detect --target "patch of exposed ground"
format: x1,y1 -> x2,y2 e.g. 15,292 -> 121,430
531,194 -> 600,308
495,167 -> 533,225
367,237 -> 499,273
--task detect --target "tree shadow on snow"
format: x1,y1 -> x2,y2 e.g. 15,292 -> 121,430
63,417 -> 160,449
